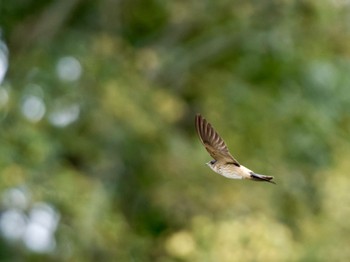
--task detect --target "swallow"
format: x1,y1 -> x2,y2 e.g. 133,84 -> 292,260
195,114 -> 275,184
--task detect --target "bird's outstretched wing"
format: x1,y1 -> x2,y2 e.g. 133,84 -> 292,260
195,114 -> 240,166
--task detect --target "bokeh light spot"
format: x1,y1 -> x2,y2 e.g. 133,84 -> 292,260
2,187 -> 30,210
49,104 -> 80,127
56,56 -> 82,82
0,40 -> 9,85
21,95 -> 46,122
23,203 -> 59,253
0,209 -> 26,241
165,230 -> 195,258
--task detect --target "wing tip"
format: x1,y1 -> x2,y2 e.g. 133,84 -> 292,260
195,113 -> 205,131
195,113 -> 202,121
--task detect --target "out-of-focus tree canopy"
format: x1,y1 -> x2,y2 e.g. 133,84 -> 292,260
1,0 -> 350,261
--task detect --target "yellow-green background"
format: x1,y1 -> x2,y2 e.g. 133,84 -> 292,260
1,1 -> 350,261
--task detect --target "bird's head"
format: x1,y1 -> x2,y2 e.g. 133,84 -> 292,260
206,159 -> 217,166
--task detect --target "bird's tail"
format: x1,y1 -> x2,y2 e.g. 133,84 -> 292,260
250,173 -> 276,184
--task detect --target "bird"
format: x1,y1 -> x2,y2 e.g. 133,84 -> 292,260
195,114 -> 275,184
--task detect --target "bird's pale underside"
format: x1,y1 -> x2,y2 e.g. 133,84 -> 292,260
195,114 -> 275,184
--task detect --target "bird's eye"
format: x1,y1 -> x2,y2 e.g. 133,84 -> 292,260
210,160 -> 217,164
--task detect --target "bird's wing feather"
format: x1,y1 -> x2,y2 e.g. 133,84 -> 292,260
195,114 -> 240,165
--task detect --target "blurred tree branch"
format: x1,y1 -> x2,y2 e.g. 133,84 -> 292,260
9,0 -> 82,54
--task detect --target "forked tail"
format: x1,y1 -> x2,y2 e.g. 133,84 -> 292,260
250,173 -> 276,184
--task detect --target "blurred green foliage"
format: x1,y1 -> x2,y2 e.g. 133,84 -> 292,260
1,0 -> 350,261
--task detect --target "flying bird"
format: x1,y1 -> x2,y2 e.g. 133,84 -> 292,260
195,114 -> 275,184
